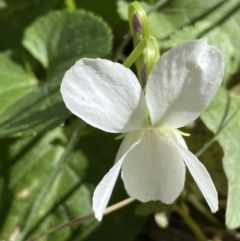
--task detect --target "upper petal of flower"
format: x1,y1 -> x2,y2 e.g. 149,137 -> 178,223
145,39 -> 224,128
61,58 -> 148,133
121,129 -> 186,204
92,130 -> 143,221
170,139 -> 218,212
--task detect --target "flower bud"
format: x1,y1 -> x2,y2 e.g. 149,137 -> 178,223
132,13 -> 143,34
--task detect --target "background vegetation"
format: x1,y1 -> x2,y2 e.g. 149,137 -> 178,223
0,0 -> 240,240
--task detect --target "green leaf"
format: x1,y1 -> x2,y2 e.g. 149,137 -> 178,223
0,126 -> 97,241
117,0 -> 129,21
22,9 -> 112,77
75,0 -> 122,29
0,10 -> 112,137
117,0 -> 240,79
0,123 -> 146,241
0,79 -> 69,137
160,0 -> 240,80
117,0 -> 222,40
0,0 -> 7,9
201,87 -> 240,228
0,52 -> 37,117
0,0 -> 59,50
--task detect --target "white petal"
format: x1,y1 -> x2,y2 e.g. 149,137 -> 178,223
92,160 -> 122,221
172,130 -> 188,149
159,128 -> 188,149
61,58 -> 148,133
146,39 -> 224,128
121,129 -> 186,204
92,130 -> 143,221
171,140 -> 218,212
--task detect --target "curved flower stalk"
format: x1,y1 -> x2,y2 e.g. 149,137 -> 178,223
61,39 -> 224,221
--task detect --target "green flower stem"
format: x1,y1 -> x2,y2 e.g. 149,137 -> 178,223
16,121 -> 86,241
123,39 -> 147,68
127,1 -> 160,85
174,204 -> 208,241
188,194 -> 222,227
25,197 -> 135,241
112,0 -> 167,62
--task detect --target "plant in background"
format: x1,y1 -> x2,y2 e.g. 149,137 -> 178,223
1,1 -> 240,241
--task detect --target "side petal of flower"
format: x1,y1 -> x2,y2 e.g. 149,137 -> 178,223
121,130 -> 186,204
93,159 -> 123,221
61,58 -> 148,133
172,130 -> 188,149
146,39 -> 224,128
92,130 -> 143,221
171,139 -> 218,212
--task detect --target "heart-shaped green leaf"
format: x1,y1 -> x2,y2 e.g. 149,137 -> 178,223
201,87 -> 240,228
0,9 -> 112,137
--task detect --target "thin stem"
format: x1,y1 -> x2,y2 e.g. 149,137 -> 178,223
123,39 -> 147,68
25,215 -> 94,241
104,197 -> 135,215
196,94 -> 239,158
16,121 -> 86,241
25,197 -> 135,241
174,204 -> 208,241
195,134 -> 218,158
112,33 -> 131,62
146,0 -> 168,15
188,194 -> 222,227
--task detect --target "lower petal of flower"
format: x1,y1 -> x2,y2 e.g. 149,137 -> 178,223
121,129 -> 186,204
170,139 -> 218,212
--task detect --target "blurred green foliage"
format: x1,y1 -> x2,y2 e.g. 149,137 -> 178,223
0,0 -> 240,240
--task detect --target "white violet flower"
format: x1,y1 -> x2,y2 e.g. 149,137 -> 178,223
61,39 -> 224,221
